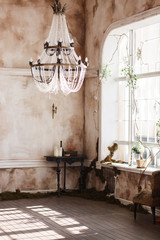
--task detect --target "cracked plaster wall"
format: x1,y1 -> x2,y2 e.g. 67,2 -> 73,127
0,167 -> 81,192
0,0 -> 85,192
0,0 -> 160,193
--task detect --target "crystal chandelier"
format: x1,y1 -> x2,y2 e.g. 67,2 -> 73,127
29,0 -> 88,95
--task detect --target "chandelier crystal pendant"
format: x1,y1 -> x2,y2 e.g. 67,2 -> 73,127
29,0 -> 88,95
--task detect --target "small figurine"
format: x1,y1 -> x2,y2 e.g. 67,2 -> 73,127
101,143 -> 118,164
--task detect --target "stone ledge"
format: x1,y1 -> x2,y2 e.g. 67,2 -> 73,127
101,162 -> 160,175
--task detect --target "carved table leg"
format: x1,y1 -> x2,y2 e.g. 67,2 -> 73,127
63,161 -> 66,191
79,160 -> 84,192
56,160 -> 61,197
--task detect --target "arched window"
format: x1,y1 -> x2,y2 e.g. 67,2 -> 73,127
100,13 -> 160,167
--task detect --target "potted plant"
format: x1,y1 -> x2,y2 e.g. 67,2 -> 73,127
132,141 -> 147,168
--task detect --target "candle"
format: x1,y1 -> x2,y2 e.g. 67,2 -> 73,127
54,146 -> 59,157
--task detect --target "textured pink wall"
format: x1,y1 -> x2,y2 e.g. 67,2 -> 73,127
0,0 -> 85,68
0,0 -> 85,161
0,0 -> 159,192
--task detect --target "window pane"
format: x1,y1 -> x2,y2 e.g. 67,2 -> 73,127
118,34 -> 129,76
135,22 -> 160,74
117,145 -> 128,162
134,77 -> 160,143
118,82 -> 129,141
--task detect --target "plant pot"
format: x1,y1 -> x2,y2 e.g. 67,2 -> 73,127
136,159 -> 147,168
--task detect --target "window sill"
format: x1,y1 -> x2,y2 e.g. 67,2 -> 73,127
101,162 -> 160,175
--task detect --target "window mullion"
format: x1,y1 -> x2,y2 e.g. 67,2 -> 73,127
128,29 -> 134,165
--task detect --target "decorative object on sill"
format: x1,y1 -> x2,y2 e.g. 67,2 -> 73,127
131,141 -> 147,168
29,0 -> 88,95
101,143 -> 125,164
52,103 -> 57,119
136,159 -> 147,168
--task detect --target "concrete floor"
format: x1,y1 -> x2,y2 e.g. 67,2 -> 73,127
0,196 -> 160,240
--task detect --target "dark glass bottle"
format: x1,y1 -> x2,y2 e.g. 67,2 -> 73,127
60,141 -> 64,156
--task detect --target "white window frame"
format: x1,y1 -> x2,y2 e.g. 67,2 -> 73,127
99,7 -> 160,171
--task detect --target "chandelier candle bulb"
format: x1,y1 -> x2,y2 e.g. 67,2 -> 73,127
85,57 -> 89,66
58,40 -> 62,47
37,56 -> 41,64
44,41 -> 49,48
70,39 -> 74,47
78,56 -> 82,65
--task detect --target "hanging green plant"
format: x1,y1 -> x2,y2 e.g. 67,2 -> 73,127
121,64 -> 137,89
156,120 -> 160,137
100,64 -> 111,81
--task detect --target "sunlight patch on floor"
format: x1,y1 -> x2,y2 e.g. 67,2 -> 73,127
67,226 -> 89,234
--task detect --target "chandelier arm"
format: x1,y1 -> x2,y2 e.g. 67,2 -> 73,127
31,67 -> 44,83
31,63 -> 80,68
45,46 -> 72,50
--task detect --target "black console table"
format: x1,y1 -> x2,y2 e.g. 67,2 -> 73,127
45,155 -> 84,197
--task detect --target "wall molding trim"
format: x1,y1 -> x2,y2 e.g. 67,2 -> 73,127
0,67 -> 99,79
0,67 -> 31,77
0,159 -> 85,169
